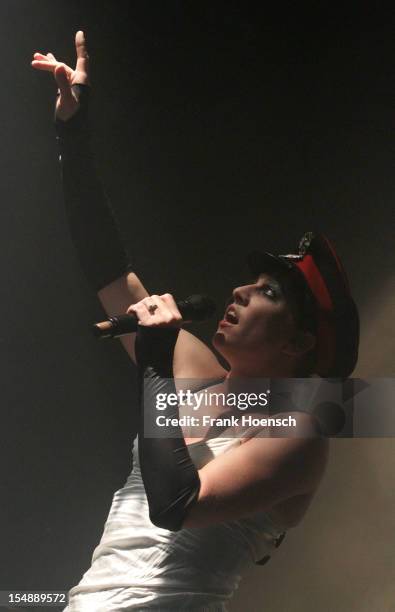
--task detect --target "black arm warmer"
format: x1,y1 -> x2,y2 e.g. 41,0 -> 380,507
55,84 -> 132,292
135,325 -> 201,532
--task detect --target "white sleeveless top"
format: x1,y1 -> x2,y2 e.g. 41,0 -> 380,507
64,434 -> 286,611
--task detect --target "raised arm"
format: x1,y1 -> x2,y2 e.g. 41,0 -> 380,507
32,33 -> 146,360
31,32 -> 227,377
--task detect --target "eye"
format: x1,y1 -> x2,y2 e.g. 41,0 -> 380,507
256,284 -> 277,299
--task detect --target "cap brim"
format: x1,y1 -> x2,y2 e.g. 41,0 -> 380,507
247,251 -> 295,277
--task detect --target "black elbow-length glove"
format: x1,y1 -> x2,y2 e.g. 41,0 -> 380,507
135,325 -> 201,532
55,84 -> 132,291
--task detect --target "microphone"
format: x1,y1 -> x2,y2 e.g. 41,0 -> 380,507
92,294 -> 217,339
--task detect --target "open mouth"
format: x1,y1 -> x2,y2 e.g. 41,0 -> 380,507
224,306 -> 239,324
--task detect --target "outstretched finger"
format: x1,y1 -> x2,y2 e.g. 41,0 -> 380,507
47,52 -> 58,62
75,30 -> 89,73
31,60 -> 56,72
33,52 -> 51,61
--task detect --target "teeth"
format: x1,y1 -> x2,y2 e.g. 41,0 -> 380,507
226,309 -> 238,323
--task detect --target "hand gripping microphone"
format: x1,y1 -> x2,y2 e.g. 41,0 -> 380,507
92,294 -> 217,339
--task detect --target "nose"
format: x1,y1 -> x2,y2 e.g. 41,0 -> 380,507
232,284 -> 251,306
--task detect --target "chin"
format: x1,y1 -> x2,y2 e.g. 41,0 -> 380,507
212,330 -> 236,363
210,330 -> 221,349
212,329 -> 229,354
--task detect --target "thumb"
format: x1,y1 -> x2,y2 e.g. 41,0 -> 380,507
54,65 -> 75,104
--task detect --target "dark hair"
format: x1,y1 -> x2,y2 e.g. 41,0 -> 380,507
295,344 -> 317,377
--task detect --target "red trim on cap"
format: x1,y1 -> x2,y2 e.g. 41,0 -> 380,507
296,254 -> 333,311
321,235 -> 351,293
295,254 -> 336,375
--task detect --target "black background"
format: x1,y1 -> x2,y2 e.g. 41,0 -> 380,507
0,0 -> 394,601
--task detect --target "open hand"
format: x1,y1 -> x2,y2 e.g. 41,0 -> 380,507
31,30 -> 90,121
127,294 -> 183,328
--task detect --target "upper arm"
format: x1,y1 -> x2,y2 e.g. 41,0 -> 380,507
182,430 -> 328,529
97,272 -> 227,379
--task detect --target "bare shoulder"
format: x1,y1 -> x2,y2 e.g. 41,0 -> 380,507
240,409 -> 326,438
240,410 -> 329,490
245,426 -> 329,478
259,413 -> 329,528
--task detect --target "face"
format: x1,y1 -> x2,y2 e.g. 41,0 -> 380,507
212,273 -> 300,374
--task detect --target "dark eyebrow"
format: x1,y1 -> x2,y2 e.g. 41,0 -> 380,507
256,276 -> 283,294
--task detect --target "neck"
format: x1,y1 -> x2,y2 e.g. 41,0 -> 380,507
227,358 -> 298,379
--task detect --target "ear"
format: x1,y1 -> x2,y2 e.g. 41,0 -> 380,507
282,330 -> 316,357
